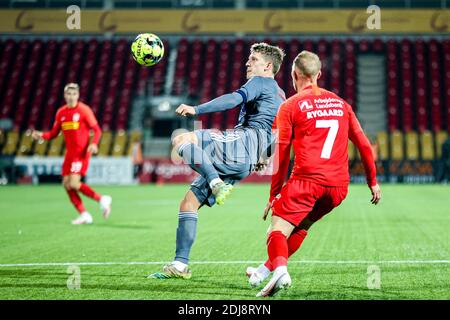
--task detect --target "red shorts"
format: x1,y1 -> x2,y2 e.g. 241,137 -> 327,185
271,179 -> 348,226
62,154 -> 91,177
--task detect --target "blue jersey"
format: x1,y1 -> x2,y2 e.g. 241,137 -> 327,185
234,76 -> 286,133
193,76 -> 285,162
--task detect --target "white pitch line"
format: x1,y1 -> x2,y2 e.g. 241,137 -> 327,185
0,260 -> 449,267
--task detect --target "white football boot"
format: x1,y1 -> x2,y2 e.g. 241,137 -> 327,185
71,212 -> 93,225
256,266 -> 292,298
100,195 -> 112,219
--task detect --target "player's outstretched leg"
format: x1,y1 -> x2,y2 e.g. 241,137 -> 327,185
78,182 -> 112,219
67,174 -> 112,219
63,176 -> 93,225
148,190 -> 199,280
248,228 -> 308,287
174,132 -> 233,205
257,230 -> 292,297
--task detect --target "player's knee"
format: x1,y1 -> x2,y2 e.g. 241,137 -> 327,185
172,132 -> 196,150
67,180 -> 80,191
179,194 -> 199,213
63,181 -> 70,190
179,199 -> 197,213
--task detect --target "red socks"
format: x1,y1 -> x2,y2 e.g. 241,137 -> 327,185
265,229 -> 308,271
66,189 -> 86,214
66,183 -> 101,214
79,183 -> 101,202
267,231 -> 288,270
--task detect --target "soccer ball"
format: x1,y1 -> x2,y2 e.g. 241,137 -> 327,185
131,33 -> 164,67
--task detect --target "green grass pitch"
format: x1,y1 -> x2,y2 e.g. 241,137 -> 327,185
0,183 -> 449,300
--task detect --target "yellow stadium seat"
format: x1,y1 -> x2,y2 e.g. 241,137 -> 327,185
16,130 -> 34,156
33,138 -> 49,156
129,130 -> 142,143
98,130 -> 113,156
112,130 -> 127,157
405,131 -> 419,160
391,130 -> 404,161
47,133 -> 64,156
435,131 -> 448,159
2,130 -> 20,155
0,130 -> 4,146
376,131 -> 389,160
348,140 -> 355,161
420,131 -> 434,161
127,130 -> 142,156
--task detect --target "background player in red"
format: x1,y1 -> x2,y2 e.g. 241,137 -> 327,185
248,51 -> 382,297
32,83 -> 112,225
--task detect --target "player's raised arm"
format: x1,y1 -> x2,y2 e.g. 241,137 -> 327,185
175,92 -> 244,117
175,76 -> 264,117
348,105 -> 381,204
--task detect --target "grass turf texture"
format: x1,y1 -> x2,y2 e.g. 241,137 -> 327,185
0,184 -> 448,300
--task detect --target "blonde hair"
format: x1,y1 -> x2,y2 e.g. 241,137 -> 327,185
293,50 -> 321,79
250,42 -> 285,75
64,83 -> 79,92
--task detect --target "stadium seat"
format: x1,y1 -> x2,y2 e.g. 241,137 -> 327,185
376,131 -> 389,161
390,130 -> 404,161
435,131 -> 448,159
2,130 -> 20,155
33,139 -> 49,156
14,40 -> 44,130
443,40 -> 450,130
0,40 -> 15,104
405,131 -> 419,160
65,40 -> 84,84
414,39 -> 427,132
400,40 -> 413,131
47,133 -> 64,156
1,41 -> 30,120
27,41 -> 58,129
42,40 -> 71,130
127,130 -> 143,155
16,130 -> 34,156
344,39 -> 356,108
111,130 -> 128,157
428,40 -> 442,132
386,40 -> 399,131
98,130 -> 113,156
0,130 -> 4,147
420,131 -> 434,160
79,39 -> 99,101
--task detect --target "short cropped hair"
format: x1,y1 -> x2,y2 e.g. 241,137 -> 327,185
64,83 -> 79,92
293,50 -> 321,78
250,42 -> 285,76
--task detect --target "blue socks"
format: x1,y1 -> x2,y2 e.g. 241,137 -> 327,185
178,143 -> 219,185
174,211 -> 198,265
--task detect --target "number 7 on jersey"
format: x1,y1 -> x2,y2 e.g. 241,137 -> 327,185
316,120 -> 339,159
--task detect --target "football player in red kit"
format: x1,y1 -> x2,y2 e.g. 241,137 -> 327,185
32,83 -> 112,225
247,51 -> 381,297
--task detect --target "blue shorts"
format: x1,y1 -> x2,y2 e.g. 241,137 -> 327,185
190,128 -> 258,207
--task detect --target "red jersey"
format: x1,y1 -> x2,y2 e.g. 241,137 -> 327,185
270,85 -> 377,201
42,102 -> 101,157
